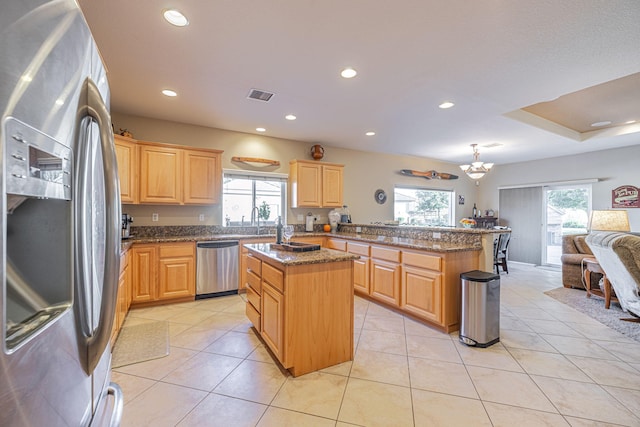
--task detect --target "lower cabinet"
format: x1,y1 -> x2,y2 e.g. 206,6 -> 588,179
401,251 -> 443,323
111,248 -> 132,345
260,280 -> 285,361
131,242 -> 195,305
369,245 -> 401,306
348,242 -> 370,294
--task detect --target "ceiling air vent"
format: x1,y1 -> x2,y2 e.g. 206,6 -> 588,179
247,88 -> 274,102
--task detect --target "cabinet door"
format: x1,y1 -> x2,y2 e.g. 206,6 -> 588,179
261,282 -> 285,362
131,245 -> 158,303
401,266 -> 442,323
370,259 -> 401,306
158,243 -> 195,300
291,161 -> 321,207
321,165 -> 343,207
183,150 -> 221,204
353,257 -> 370,294
158,256 -> 195,300
114,135 -> 138,204
139,145 -> 182,204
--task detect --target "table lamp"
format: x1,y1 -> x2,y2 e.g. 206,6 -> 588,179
587,210 -> 630,232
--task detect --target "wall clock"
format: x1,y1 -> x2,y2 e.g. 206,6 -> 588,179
374,189 -> 387,204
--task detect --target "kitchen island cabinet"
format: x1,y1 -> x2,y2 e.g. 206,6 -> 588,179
244,243 -> 358,377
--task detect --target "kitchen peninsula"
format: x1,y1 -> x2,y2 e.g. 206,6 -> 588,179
243,243 -> 358,377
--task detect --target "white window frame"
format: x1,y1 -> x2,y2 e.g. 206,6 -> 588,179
394,185 -> 455,227
222,169 -> 287,227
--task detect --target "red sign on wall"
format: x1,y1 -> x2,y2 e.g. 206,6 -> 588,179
612,185 -> 640,208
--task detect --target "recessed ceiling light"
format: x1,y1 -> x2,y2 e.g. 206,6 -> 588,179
55,99 -> 64,106
340,67 -> 357,79
163,9 -> 189,27
439,101 -> 455,109
285,114 -> 296,121
365,131 -> 376,136
162,89 -> 177,97
256,127 -> 266,132
625,120 -> 636,124
590,120 -> 612,127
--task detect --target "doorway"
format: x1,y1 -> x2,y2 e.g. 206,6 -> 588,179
543,185 -> 591,265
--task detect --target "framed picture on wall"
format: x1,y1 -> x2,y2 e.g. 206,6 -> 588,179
458,195 -> 465,205
612,185 -> 639,208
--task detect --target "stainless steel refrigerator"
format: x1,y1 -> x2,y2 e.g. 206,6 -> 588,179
0,0 -> 123,425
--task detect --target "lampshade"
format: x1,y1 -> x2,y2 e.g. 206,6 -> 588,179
587,210 -> 630,232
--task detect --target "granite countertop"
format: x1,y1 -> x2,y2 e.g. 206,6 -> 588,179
326,233 -> 482,252
122,231 -> 483,253
245,243 -> 359,266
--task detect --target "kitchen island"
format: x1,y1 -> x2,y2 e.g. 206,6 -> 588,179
244,243 -> 358,377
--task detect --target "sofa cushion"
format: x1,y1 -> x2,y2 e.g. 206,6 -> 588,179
574,236 -> 593,255
561,253 -> 591,265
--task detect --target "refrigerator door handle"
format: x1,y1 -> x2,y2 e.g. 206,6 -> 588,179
76,77 -> 121,373
106,382 -> 124,427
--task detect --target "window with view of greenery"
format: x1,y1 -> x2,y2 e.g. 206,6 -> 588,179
223,172 -> 287,227
394,186 -> 454,226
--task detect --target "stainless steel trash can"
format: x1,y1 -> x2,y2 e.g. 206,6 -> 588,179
459,270 -> 500,347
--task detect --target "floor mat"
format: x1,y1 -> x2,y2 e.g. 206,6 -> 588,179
112,321 -> 169,368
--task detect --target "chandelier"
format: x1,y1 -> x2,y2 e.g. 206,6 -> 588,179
459,144 -> 494,180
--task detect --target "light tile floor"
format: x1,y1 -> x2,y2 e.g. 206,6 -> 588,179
113,264 -> 640,426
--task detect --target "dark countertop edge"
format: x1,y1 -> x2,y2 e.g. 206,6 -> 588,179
122,231 -> 483,253
245,243 -> 360,266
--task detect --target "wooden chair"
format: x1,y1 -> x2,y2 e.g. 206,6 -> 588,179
494,233 -> 510,274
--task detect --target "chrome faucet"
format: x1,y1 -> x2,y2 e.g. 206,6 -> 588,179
251,206 -> 261,235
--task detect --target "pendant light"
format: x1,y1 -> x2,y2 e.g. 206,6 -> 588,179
459,144 -> 494,180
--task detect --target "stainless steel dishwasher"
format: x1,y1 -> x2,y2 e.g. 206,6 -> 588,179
196,241 -> 239,299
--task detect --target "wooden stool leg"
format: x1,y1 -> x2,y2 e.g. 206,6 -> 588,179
604,277 -> 611,309
584,270 -> 592,298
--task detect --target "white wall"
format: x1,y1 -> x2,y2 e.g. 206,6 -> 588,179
113,113 -> 479,226
478,144 -> 640,231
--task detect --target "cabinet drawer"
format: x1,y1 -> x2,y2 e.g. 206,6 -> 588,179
371,246 -> 401,263
403,251 -> 441,271
326,239 -> 347,251
247,270 -> 261,293
247,285 -> 261,312
347,242 -> 370,256
247,254 -> 261,275
262,263 -> 284,293
246,301 -> 261,331
159,243 -> 194,258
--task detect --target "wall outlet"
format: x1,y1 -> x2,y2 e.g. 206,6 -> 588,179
199,214 -> 205,221
433,232 -> 441,239
152,213 -> 159,222
296,214 -> 303,221
356,226 -> 362,233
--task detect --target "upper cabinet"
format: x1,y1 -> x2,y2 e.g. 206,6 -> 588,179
114,136 -> 223,205
139,143 -> 183,204
289,160 -> 343,208
183,149 -> 221,205
114,135 -> 138,204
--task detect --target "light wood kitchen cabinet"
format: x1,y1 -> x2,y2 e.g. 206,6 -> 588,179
137,141 -> 223,205
131,244 -> 158,303
131,242 -> 195,305
240,239 -> 264,291
158,243 -> 195,300
111,248 -> 132,345
401,251 -> 443,322
183,149 -> 221,204
348,242 -> 370,294
326,238 -> 347,251
261,276 -> 285,361
369,245 -> 401,306
114,135 -> 138,204
289,160 -> 344,208
245,244 -> 354,377
139,144 -> 182,204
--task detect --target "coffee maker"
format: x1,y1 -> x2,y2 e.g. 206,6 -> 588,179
122,213 -> 133,239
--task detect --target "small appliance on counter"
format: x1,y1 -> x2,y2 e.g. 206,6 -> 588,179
305,212 -> 315,232
122,213 -> 133,239
340,205 -> 352,223
328,209 -> 341,232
